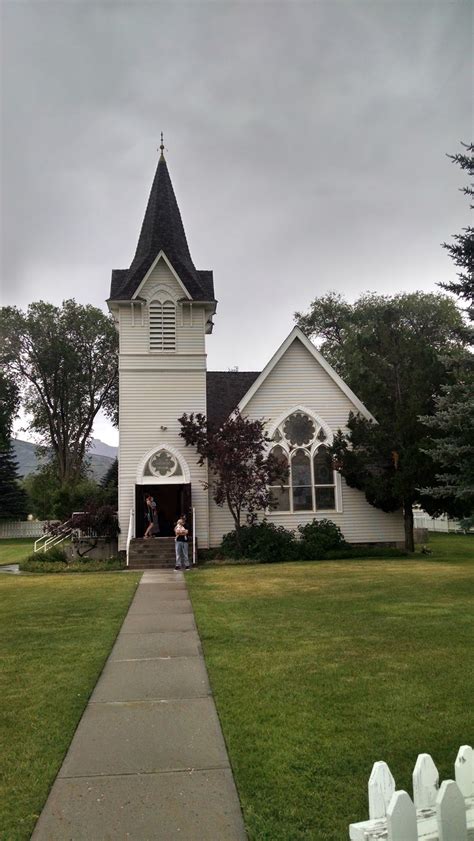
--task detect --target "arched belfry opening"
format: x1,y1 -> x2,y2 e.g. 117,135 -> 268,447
135,446 -> 192,538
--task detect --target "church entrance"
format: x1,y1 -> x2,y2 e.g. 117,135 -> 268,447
135,483 -> 192,538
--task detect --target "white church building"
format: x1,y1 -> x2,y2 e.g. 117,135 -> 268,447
107,144 -> 404,560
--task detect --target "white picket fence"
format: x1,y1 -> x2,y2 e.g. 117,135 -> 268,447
0,521 -> 48,538
349,745 -> 474,840
412,512 -> 462,533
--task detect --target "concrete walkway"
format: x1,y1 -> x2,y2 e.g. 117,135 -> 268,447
32,570 -> 247,841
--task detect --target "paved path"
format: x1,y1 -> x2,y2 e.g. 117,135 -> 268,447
32,570 -> 247,841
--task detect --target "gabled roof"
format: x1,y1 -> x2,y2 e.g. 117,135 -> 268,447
206,371 -> 261,430
109,153 -> 215,303
236,327 -> 376,422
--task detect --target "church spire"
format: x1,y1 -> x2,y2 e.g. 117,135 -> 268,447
108,145 -> 215,304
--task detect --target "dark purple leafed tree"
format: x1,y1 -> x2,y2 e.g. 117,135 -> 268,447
178,410 -> 287,548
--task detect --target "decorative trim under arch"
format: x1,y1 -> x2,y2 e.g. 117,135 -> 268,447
136,445 -> 191,485
267,406 -> 333,446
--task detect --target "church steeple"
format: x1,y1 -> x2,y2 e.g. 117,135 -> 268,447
109,144 -> 214,303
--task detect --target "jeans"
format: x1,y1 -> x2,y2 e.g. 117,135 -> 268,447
175,540 -> 190,568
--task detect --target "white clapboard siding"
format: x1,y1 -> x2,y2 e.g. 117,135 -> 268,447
118,366 -> 208,550
118,259 -> 206,356
117,255 -> 211,549
209,336 -> 404,547
349,745 -> 474,841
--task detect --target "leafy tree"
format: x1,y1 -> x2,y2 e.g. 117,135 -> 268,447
0,300 -> 118,486
439,142 -> 474,319
0,370 -> 28,520
295,292 -> 472,551
23,463 -> 59,520
24,463 -> 107,521
179,410 -> 287,548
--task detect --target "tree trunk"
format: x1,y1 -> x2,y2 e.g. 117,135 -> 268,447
403,502 -> 415,553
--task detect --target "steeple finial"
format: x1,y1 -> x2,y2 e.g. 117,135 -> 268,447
159,132 -> 165,159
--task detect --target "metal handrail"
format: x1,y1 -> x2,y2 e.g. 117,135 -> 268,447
192,506 -> 196,564
34,534 -> 48,553
126,508 -> 134,567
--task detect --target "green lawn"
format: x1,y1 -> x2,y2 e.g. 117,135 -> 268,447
0,538 -> 34,565
0,573 -> 140,841
186,534 -> 474,841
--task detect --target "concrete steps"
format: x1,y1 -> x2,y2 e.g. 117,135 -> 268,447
128,538 -> 178,570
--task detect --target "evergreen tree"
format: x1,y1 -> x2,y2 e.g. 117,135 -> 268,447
420,358 -> 474,514
439,142 -> 474,319
0,371 -> 28,520
100,457 -> 118,490
100,457 -> 118,508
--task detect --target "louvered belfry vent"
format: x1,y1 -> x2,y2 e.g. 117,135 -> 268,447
149,301 -> 176,351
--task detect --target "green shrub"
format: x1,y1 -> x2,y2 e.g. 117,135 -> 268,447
24,545 -> 68,565
197,547 -> 223,563
20,558 -> 125,573
297,518 -> 347,560
221,521 -> 297,563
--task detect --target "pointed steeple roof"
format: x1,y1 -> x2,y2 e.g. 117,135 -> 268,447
109,148 -> 214,302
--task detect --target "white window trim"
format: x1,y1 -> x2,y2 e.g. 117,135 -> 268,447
267,408 -> 343,515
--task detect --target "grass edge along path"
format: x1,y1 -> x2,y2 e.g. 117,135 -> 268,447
0,572 -> 140,841
186,534 -> 474,841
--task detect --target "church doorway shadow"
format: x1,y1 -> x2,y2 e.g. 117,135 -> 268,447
135,483 -> 192,538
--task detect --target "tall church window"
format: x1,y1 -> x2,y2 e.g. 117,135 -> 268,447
313,446 -> 336,510
291,449 -> 313,510
268,412 -> 337,513
269,445 -> 290,511
149,301 -> 176,351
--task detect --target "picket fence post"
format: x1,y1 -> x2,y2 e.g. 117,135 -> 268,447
386,790 -> 417,841
348,744 -> 473,841
455,744 -> 474,798
436,779 -> 467,841
413,752 -> 439,809
368,761 -> 395,819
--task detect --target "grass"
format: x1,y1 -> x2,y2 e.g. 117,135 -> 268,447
186,534 -> 474,841
0,572 -> 140,841
0,538 -> 34,565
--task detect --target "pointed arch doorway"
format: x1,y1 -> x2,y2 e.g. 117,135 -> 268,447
135,446 -> 192,539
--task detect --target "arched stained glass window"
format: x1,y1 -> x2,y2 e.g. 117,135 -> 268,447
283,412 -> 315,447
267,412 -> 337,513
144,449 -> 182,478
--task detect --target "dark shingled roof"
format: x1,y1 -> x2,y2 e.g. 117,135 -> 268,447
109,154 -> 215,302
206,371 -> 261,429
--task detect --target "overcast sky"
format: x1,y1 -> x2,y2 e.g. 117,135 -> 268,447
1,0 -> 472,445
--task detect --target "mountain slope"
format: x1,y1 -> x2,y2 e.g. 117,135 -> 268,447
11,439 -> 116,483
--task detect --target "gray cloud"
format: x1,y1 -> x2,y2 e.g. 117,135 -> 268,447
1,0 -> 471,384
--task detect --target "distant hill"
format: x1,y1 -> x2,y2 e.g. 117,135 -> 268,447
89,438 -> 118,459
11,438 -> 117,483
